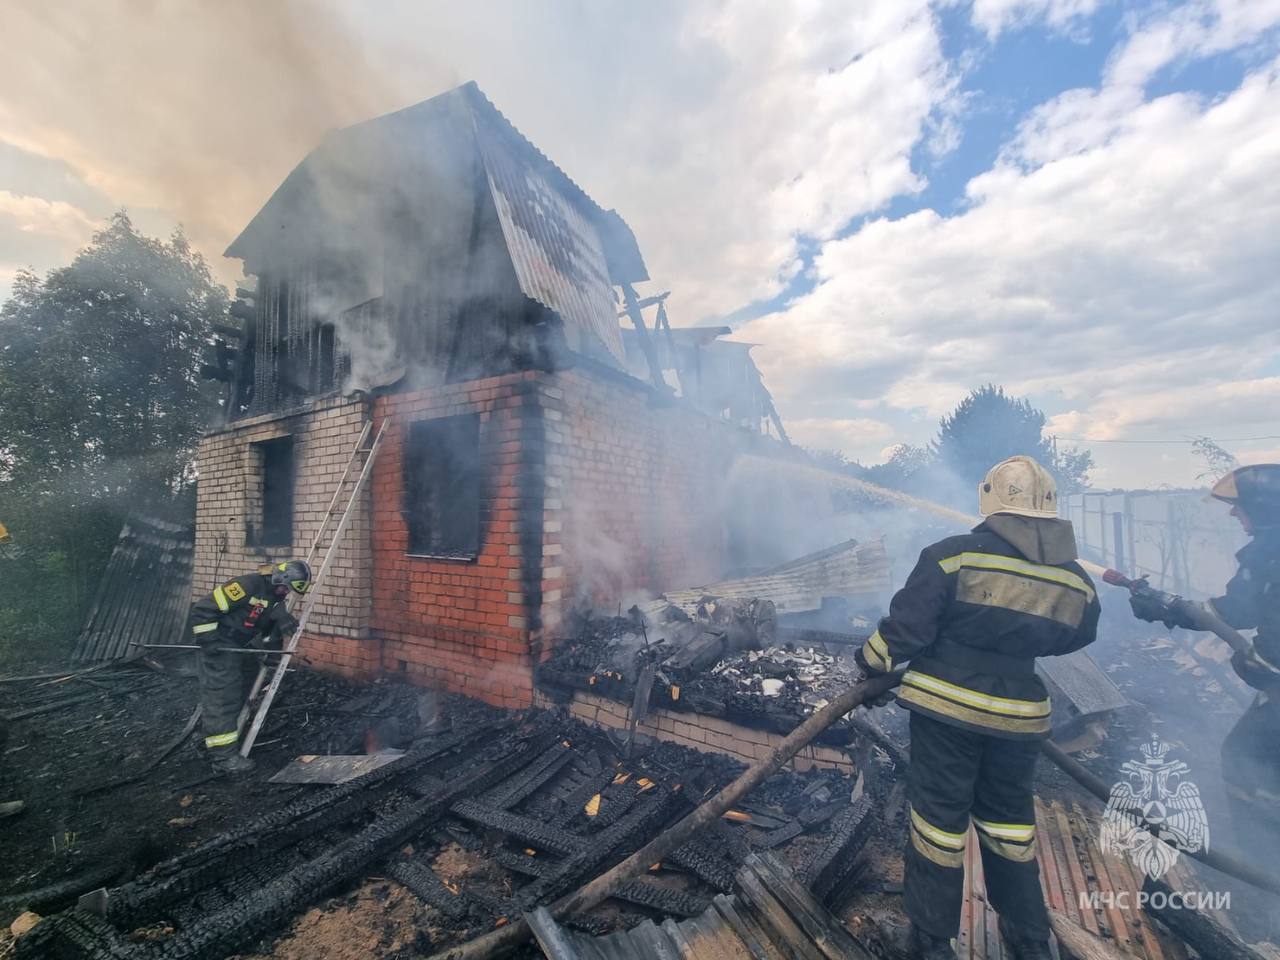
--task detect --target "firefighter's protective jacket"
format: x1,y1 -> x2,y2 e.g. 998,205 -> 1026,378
858,513 -> 1100,740
1214,532 -> 1280,692
190,573 -> 298,646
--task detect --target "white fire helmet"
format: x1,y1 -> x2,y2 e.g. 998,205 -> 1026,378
978,456 -> 1059,519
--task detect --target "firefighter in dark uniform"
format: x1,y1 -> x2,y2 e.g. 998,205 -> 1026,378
1127,464 -> 1280,871
857,456 -> 1101,960
190,559 -> 311,774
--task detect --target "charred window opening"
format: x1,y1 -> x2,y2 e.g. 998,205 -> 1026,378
403,414 -> 481,559
256,436 -> 295,547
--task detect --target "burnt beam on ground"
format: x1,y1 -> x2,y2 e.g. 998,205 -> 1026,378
667,833 -> 738,893
798,795 -> 874,907
517,787 -> 684,908
610,880 -> 711,919
480,740 -> 575,810
387,857 -> 470,920
449,800 -> 587,857
103,722 -> 510,928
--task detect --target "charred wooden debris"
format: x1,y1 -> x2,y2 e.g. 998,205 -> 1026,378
13,705 -> 884,959
537,594 -> 886,751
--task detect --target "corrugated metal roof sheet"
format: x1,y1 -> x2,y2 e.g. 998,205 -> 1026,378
664,539 -> 892,615
72,516 -> 194,662
472,97 -> 625,365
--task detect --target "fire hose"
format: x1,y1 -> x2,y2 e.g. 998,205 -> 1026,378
436,471 -> 1280,957
820,474 -> 1280,891
435,681 -> 1280,959
427,672 -> 902,960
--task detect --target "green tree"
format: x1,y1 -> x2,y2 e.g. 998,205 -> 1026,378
861,443 -> 934,494
933,385 -> 1091,503
0,212 -> 227,660
1190,436 -> 1238,482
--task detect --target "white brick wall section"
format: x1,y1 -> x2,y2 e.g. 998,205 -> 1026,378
192,397 -> 373,637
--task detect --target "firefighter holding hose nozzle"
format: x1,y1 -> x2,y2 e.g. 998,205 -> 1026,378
1125,463 -> 1280,871
856,456 -> 1101,960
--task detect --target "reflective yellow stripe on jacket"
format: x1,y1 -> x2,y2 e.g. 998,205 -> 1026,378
899,670 -> 1052,736
192,622 -> 218,635
860,630 -> 894,672
937,552 -> 1095,602
212,586 -> 230,612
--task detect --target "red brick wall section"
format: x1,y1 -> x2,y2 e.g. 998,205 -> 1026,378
537,368 -> 749,641
193,368 -> 776,701
369,372 -> 542,709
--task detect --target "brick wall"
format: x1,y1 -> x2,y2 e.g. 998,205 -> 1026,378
193,396 -> 373,668
369,372 -> 544,708
537,367 -> 752,638
535,689 -> 854,774
193,366 -> 780,705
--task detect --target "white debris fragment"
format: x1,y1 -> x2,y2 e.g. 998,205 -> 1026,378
761,679 -> 785,697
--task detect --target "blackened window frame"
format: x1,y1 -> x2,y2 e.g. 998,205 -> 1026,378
402,414 -> 482,560
256,435 -> 295,548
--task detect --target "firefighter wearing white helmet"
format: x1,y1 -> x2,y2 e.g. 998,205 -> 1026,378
856,455 -> 1099,960
977,454 -> 1060,518
1127,463 -> 1280,874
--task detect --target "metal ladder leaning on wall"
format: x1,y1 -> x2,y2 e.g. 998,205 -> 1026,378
237,416 -> 391,757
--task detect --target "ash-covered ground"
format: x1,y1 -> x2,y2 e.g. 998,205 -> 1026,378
0,663 -> 467,888
0,656 -> 901,959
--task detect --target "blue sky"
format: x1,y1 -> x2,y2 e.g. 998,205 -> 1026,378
2,0 -> 1278,488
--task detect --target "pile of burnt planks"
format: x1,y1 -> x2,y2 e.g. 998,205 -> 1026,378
16,709 -> 880,960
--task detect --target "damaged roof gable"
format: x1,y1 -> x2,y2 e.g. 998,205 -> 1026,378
225,81 -> 647,368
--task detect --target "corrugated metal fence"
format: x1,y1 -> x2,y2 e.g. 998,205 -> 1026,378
1063,490 -> 1243,598
72,515 -> 195,662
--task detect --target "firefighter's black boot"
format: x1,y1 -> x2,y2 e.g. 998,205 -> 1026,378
998,917 -> 1052,960
210,749 -> 256,776
909,924 -> 957,960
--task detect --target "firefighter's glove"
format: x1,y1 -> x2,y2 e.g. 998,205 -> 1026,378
865,687 -> 897,709
854,647 -> 897,708
1128,589 -> 1195,630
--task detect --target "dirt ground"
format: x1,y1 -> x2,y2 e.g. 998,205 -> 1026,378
236,881 -> 432,960
233,842 -> 540,960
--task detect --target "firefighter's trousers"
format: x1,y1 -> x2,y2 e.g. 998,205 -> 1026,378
197,635 -> 256,756
904,712 -> 1050,940
1222,697 -> 1280,872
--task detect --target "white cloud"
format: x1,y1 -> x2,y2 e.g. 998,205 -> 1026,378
740,50 -> 1280,488
0,191 -> 98,249
971,0 -> 1102,39
1106,0 -> 1280,89
565,0 -> 958,320
0,0 -> 957,322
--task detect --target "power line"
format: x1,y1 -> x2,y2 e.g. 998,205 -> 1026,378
1056,434 -> 1280,444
